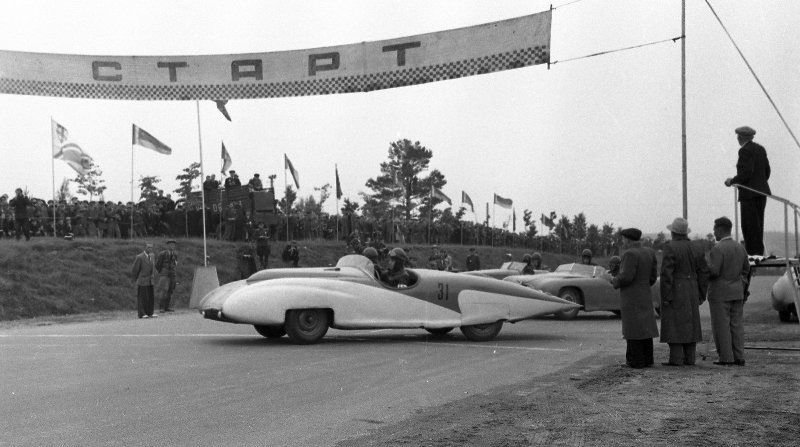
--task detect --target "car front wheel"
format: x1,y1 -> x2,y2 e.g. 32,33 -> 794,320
254,325 -> 286,339
556,288 -> 581,320
285,309 -> 330,344
460,321 -> 503,342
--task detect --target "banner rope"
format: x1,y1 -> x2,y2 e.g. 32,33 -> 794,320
550,36 -> 683,65
704,0 -> 800,151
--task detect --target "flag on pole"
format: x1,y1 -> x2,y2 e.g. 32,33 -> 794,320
461,191 -> 474,213
132,124 -> 172,155
493,193 -> 513,209
335,165 -> 343,199
221,142 -> 232,174
285,154 -> 300,188
432,186 -> 452,205
51,119 -> 93,175
214,100 -> 232,121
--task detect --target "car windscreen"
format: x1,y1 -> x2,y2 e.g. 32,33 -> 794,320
554,263 -> 608,277
336,254 -> 375,273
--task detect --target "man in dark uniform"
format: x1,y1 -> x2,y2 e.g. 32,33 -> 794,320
9,188 -> 31,241
253,222 -> 271,269
707,217 -> 750,366
611,228 -> 659,368
725,126 -> 771,255
236,242 -> 258,279
465,247 -> 481,271
155,239 -> 179,312
659,217 -> 709,366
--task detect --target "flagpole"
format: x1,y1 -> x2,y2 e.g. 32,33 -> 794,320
428,185 -> 433,244
492,202 -> 496,247
335,164 -> 340,242
284,155 -> 289,241
50,117 -> 56,238
196,100 -> 208,266
130,129 -> 135,239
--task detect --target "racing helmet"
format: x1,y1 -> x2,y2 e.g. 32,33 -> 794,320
532,252 -> 542,260
388,247 -> 408,262
581,249 -> 593,258
522,254 -> 532,262
362,247 -> 379,262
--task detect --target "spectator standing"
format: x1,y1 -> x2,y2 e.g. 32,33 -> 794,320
236,242 -> 258,279
611,228 -> 659,369
224,170 -> 242,188
724,126 -> 771,255
248,173 -> 264,190
9,188 -> 31,241
465,247 -> 481,271
707,216 -> 750,366
155,239 -> 179,312
660,217 -> 709,366
131,242 -> 157,319
254,222 -> 271,269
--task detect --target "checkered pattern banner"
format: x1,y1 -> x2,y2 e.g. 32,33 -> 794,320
0,11 -> 550,101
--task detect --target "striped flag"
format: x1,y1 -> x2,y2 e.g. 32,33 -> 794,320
335,165 -> 343,199
493,193 -> 512,209
432,186 -> 452,205
51,119 -> 93,175
461,191 -> 474,213
221,142 -> 232,174
132,124 -> 172,155
285,154 -> 300,189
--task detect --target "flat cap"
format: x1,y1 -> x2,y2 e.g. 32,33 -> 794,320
620,228 -> 642,241
714,216 -> 733,229
735,126 -> 756,137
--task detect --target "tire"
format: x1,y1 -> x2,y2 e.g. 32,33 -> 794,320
254,325 -> 286,338
425,327 -> 454,335
460,321 -> 503,342
284,309 -> 330,344
555,288 -> 581,320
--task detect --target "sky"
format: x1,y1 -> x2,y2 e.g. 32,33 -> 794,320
0,0 -> 798,236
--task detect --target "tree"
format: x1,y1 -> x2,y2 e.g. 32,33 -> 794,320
279,185 -> 297,214
56,178 -> 71,202
72,162 -> 107,201
363,139 -> 444,222
138,175 -> 161,203
174,162 -> 201,201
313,183 -> 331,210
572,212 -> 588,244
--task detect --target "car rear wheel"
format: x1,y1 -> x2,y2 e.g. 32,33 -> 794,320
425,327 -> 454,335
254,325 -> 286,338
460,321 -> 503,342
556,288 -> 581,320
285,309 -> 330,344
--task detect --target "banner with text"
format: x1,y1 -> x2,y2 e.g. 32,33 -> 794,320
0,11 -> 550,100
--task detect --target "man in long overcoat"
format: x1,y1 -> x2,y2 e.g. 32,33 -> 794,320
612,228 -> 659,368
131,242 -> 157,318
707,216 -> 750,366
660,217 -> 709,366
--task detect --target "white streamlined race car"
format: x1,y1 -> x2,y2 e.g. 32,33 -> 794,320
199,254 -> 579,344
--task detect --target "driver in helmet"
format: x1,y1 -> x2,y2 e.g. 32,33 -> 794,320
362,247 -> 386,281
581,248 -> 596,266
521,254 -> 536,274
385,248 -> 412,288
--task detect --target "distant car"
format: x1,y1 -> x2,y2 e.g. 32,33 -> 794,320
769,267 -> 800,323
199,254 -> 579,344
503,263 -> 661,320
463,262 -> 549,280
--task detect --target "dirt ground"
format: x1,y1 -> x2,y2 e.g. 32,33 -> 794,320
342,293 -> 800,446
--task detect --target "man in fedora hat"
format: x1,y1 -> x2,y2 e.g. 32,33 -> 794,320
612,227 -> 659,368
659,217 -> 709,366
724,126 -> 771,255
155,239 -> 179,312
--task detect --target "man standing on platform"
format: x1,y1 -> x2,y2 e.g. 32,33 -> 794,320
131,242 -> 157,319
725,126 -> 771,255
707,217 -> 750,366
156,239 -> 179,312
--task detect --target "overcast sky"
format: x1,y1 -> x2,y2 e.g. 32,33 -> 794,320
1,0 -> 798,236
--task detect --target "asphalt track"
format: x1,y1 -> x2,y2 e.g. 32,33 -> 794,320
1,300 -> 714,446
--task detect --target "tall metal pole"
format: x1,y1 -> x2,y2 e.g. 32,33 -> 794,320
196,101 -> 207,266
50,117 -> 56,238
681,0 -> 688,219
131,134 -> 135,238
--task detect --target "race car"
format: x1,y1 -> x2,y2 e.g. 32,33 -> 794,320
462,261 -> 549,280
504,263 -> 661,320
764,259 -> 800,323
199,254 -> 579,344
